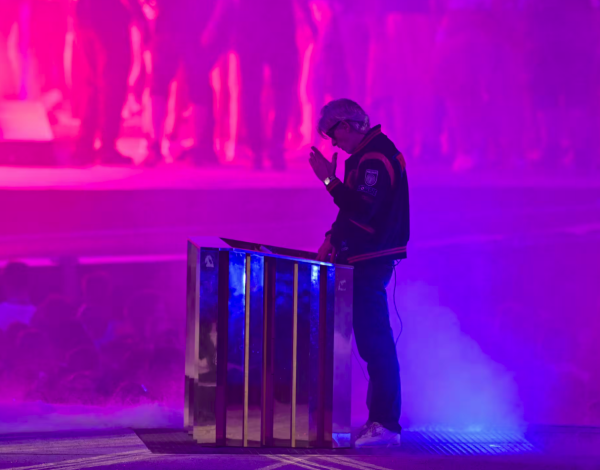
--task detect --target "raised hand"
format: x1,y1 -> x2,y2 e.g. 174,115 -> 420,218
309,146 -> 337,182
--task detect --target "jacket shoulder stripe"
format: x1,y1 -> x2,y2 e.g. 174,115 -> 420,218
395,151 -> 406,171
359,152 -> 395,187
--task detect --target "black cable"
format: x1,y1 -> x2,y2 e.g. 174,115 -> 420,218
393,260 -> 403,346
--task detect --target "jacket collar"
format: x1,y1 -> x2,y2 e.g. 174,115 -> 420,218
350,125 -> 382,157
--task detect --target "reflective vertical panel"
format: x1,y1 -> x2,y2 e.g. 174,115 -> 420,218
226,251 -> 246,446
272,258 -> 294,446
293,262 -> 312,448
184,242 -> 198,429
291,262 -> 299,447
246,253 -> 264,446
186,241 -> 353,449
332,266 -> 353,448
307,264 -> 321,447
191,247 -> 220,444
262,257 -> 276,446
215,250 -> 229,445
243,254 -> 251,447
322,266 -> 337,447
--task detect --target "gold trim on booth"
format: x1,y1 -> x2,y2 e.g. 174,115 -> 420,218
243,254 -> 251,447
291,262 -> 299,447
262,259 -> 268,446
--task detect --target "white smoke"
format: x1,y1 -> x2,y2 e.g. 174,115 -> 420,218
352,280 -> 524,432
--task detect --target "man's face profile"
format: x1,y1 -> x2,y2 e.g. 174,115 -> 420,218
329,121 -> 354,154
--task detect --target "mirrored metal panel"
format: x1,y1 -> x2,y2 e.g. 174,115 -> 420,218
332,267 -> 353,447
188,246 -> 221,444
246,254 -> 264,446
272,258 -> 294,447
308,264 -> 322,447
186,240 -> 353,449
294,262 -> 313,447
184,242 -> 198,429
322,266 -> 337,447
225,251 -> 246,446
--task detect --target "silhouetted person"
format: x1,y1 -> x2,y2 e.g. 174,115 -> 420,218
378,0 -> 441,161
9,328 -> 56,401
0,261 -> 35,330
0,0 -> 20,97
310,0 -> 348,141
434,0 -> 496,171
337,0 -> 371,107
0,0 -> 30,98
526,0 -> 600,172
30,0 -> 68,96
32,294 -> 93,363
144,0 -> 228,167
236,0 -> 310,170
73,0 -> 148,166
78,272 -> 117,348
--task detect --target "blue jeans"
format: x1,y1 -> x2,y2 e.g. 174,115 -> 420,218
353,260 -> 402,433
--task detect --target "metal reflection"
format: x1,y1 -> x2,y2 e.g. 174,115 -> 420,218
272,258 -> 293,447
332,267 -> 353,446
226,251 -> 246,446
294,262 -> 313,448
243,254 -> 251,447
323,266 -> 336,447
186,238 -> 353,449
291,262 -> 299,448
308,264 -> 321,447
247,253 -> 264,446
186,246 -> 220,444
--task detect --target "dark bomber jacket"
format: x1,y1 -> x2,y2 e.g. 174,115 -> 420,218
326,125 -> 410,264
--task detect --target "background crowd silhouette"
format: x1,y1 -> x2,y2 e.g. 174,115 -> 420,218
0,262 -> 184,407
0,0 -> 598,172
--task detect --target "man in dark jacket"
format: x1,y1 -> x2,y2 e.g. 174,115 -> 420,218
309,98 -> 409,447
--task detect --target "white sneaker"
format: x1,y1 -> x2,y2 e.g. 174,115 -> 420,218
356,420 -> 373,439
354,422 -> 401,448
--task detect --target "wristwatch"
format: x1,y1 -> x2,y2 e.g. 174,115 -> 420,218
323,176 -> 338,187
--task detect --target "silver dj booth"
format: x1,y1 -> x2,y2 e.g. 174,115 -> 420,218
185,237 -> 353,449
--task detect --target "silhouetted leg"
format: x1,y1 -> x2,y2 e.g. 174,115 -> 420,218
30,0 -> 68,93
147,33 -> 180,165
82,22 -> 132,167
98,43 -> 130,160
268,44 -> 298,170
352,261 -> 401,433
101,56 -> 129,152
183,36 -> 220,165
238,48 -> 265,169
75,29 -> 101,164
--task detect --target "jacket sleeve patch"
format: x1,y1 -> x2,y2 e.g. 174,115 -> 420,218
365,169 -> 378,186
358,184 -> 377,197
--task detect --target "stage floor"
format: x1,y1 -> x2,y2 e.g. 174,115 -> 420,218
1,426 -> 599,470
